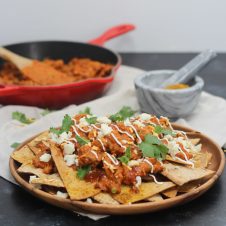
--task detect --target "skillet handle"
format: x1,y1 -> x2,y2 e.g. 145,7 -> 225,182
89,24 -> 135,46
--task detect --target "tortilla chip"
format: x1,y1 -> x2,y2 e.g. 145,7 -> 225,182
28,131 -> 49,155
112,182 -> 175,204
193,152 -> 212,168
165,155 -> 193,166
11,145 -> 35,164
17,163 -> 64,187
50,142 -> 100,200
190,138 -> 200,145
162,186 -> 178,198
178,180 -> 201,193
162,163 -> 215,186
146,194 -> 163,202
93,193 -> 119,205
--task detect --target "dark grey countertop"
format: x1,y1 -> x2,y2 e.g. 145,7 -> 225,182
1,53 -> 226,226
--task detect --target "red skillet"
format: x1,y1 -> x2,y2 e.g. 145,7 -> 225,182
0,24 -> 135,109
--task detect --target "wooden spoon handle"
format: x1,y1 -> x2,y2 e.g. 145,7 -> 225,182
0,47 -> 31,69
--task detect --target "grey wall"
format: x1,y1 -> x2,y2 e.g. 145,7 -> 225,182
1,0 -> 226,52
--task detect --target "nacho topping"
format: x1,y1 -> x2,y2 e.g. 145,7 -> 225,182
11,108 -> 215,204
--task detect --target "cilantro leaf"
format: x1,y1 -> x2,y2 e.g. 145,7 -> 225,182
10,142 -> 21,148
40,108 -> 52,116
145,134 -> 161,145
154,125 -> 175,136
77,165 -> 91,179
118,147 -> 131,164
139,134 -> 169,160
79,107 -> 92,115
12,111 -> 35,124
85,116 -> 97,124
50,114 -> 73,135
76,135 -> 90,146
109,106 -> 136,122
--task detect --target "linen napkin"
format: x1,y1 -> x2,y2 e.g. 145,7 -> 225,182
1,65 -> 226,220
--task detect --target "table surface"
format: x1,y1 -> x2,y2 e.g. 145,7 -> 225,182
1,53 -> 226,226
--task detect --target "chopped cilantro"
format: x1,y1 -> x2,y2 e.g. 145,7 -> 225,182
79,107 -> 92,115
111,188 -> 117,194
76,135 -> 90,146
40,108 -> 52,116
77,165 -> 91,179
85,116 -> 97,124
10,142 -> 21,148
154,125 -> 175,136
118,147 -> 131,164
109,106 -> 136,122
138,134 -> 168,160
12,111 -> 35,124
50,114 -> 73,135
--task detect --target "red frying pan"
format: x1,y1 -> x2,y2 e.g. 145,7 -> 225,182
0,24 -> 135,109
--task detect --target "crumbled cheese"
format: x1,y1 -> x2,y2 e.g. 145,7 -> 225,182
98,124 -> 112,138
167,140 -> 180,157
51,131 -> 72,144
86,198 -> 93,203
128,159 -> 142,167
140,113 -> 151,121
56,191 -> 68,199
135,176 -> 142,188
39,153 -> 51,162
63,142 -> 75,155
133,120 -> 145,127
29,175 -> 37,183
124,119 -> 131,126
97,116 -> 111,124
79,117 -> 89,127
64,154 -> 76,166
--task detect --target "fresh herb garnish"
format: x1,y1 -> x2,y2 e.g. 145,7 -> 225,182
118,147 -> 131,164
76,135 -> 90,146
79,107 -> 92,115
138,134 -> 168,160
12,111 -> 35,124
154,125 -> 175,136
111,188 -> 117,194
50,114 -> 73,135
85,116 -> 97,124
109,106 -> 136,122
40,108 -> 52,116
77,165 -> 91,179
10,142 -> 21,148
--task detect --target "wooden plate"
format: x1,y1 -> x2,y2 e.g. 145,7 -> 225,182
9,124 -> 225,215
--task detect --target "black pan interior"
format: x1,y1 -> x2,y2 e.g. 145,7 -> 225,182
0,41 -> 119,66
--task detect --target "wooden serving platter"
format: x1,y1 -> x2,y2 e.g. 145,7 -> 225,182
9,124 -> 225,215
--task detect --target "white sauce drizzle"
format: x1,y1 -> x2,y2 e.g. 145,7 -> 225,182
71,126 -> 80,136
148,174 -> 163,184
112,124 -> 135,140
111,133 -> 126,149
106,153 -> 119,165
129,124 -> 142,144
91,124 -> 101,131
91,150 -> 99,160
103,160 -> 115,172
97,138 -> 106,151
143,158 -> 154,173
75,124 -> 90,133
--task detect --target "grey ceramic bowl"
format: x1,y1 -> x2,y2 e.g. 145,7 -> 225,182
134,70 -> 204,118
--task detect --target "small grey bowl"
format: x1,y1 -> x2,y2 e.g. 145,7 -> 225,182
134,70 -> 204,118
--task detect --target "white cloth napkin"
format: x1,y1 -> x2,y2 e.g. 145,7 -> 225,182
1,65 -> 226,220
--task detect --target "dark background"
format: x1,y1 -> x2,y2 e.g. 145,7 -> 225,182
1,53 -> 226,226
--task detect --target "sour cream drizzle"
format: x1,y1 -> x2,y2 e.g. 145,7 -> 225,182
106,152 -> 119,165
91,150 -> 99,160
127,124 -> 142,144
148,174 -> 163,184
112,124 -> 135,140
71,126 -> 80,136
111,133 -> 126,149
143,158 -> 154,173
97,138 -> 106,151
